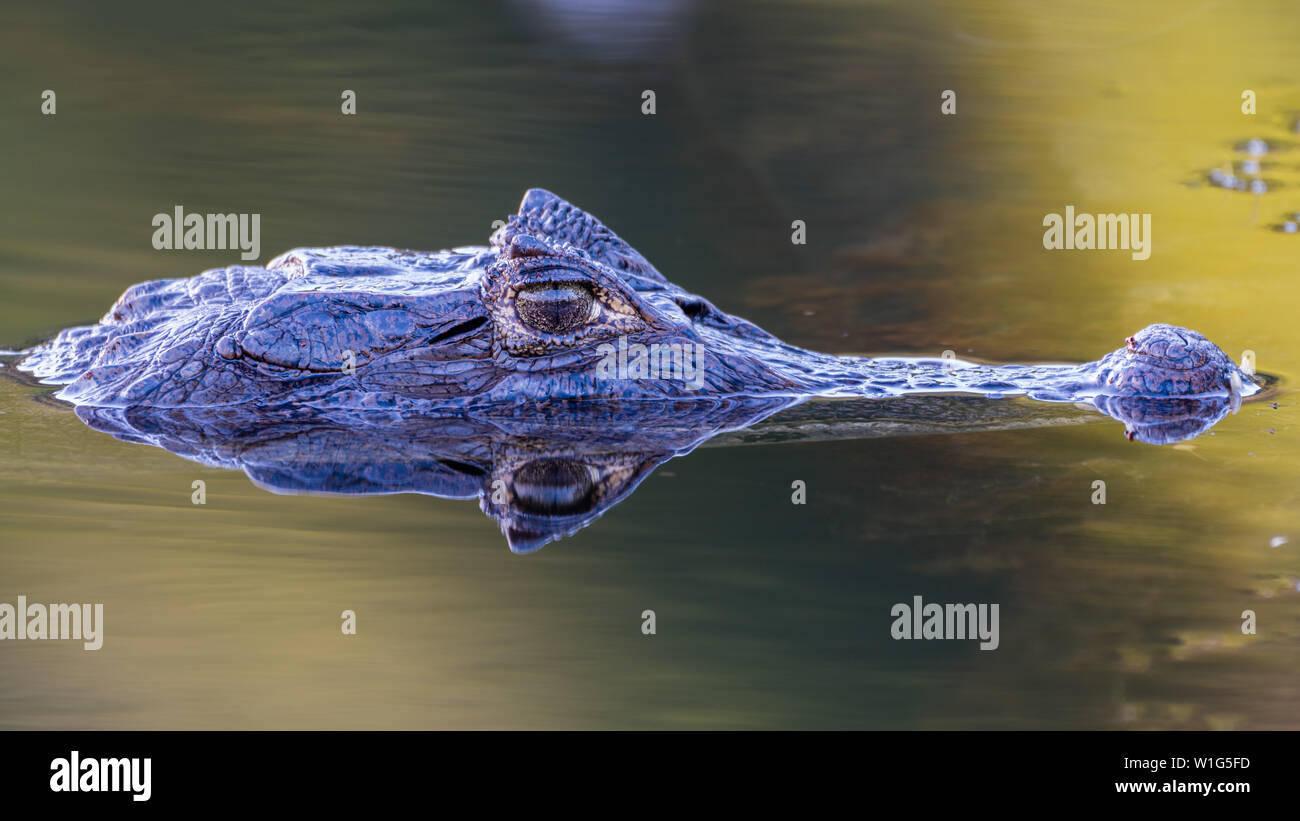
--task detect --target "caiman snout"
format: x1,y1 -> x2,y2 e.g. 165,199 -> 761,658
1097,323 -> 1254,398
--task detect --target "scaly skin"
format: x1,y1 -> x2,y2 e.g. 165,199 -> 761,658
20,189 -> 1259,411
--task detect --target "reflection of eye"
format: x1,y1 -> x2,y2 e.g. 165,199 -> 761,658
512,459 -> 596,515
516,283 -> 594,334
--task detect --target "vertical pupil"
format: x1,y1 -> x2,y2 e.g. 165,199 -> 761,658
517,283 -> 593,333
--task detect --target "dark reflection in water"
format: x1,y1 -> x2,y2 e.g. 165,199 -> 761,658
71,390 -> 1243,552
1092,394 -> 1236,445
75,398 -> 792,552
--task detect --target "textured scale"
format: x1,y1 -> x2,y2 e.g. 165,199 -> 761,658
19,189 -> 1259,414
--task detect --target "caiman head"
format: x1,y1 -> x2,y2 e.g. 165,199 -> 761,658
22,189 -> 824,408
20,189 -> 1257,410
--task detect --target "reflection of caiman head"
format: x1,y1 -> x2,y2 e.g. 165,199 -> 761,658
75,397 -> 793,552
1091,395 -> 1235,446
64,389 -> 1251,552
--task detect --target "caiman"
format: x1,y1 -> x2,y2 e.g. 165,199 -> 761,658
13,189 -> 1265,551
20,189 -> 1258,411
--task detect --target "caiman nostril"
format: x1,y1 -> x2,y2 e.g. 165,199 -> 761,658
674,297 -> 708,322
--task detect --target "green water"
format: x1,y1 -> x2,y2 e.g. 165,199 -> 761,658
1,0 -> 1298,729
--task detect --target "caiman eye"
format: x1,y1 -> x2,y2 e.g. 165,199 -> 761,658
512,459 -> 597,515
516,282 -> 594,334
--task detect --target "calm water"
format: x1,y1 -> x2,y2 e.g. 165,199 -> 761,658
1,0 -> 1298,729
